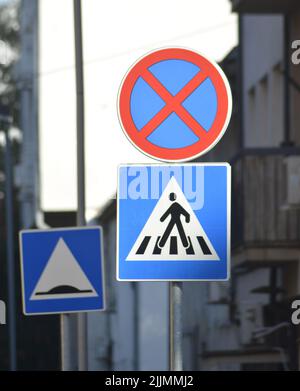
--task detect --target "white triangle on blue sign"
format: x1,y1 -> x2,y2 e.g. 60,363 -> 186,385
30,238 -> 98,300
126,177 -> 219,261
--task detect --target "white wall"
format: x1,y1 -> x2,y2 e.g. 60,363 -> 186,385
243,15 -> 283,91
242,15 -> 284,147
139,283 -> 168,370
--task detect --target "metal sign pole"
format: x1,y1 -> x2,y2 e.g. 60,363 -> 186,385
4,125 -> 17,371
59,0 -> 88,372
60,314 -> 73,371
169,281 -> 183,371
74,0 -> 87,372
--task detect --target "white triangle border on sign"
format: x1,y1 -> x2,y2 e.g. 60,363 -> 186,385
126,176 -> 220,261
30,237 -> 98,300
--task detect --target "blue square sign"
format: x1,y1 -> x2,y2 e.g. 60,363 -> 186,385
19,226 -> 105,315
117,164 -> 231,281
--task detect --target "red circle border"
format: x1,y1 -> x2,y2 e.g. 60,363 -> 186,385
118,48 -> 232,162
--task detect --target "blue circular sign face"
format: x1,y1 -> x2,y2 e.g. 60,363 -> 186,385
118,48 -> 232,162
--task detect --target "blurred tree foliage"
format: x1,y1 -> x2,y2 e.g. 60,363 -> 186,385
0,0 -> 20,116
0,0 -> 20,168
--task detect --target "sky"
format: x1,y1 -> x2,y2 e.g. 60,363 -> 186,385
38,0 -> 237,219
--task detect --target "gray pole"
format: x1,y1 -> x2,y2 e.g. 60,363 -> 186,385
60,314 -> 71,370
3,120 -> 17,371
54,0 -> 88,372
169,282 -> 183,371
132,283 -> 140,370
61,0 -> 87,372
73,0 -> 88,371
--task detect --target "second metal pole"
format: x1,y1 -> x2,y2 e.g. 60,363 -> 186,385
4,129 -> 17,371
169,281 -> 183,371
74,0 -> 88,371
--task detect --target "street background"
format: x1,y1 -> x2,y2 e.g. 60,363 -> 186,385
0,0 -> 300,371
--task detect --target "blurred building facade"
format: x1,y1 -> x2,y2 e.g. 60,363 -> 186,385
13,0 -> 61,370
87,1 -> 300,371
88,203 -> 168,370
180,0 -> 300,370
172,0 -> 300,371
16,0 -> 300,370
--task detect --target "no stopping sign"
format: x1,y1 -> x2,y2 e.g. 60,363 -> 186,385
118,47 -> 232,162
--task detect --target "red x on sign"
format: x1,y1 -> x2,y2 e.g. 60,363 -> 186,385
140,69 -> 208,140
118,48 -> 232,162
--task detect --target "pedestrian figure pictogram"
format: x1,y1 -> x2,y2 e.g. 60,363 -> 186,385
158,192 -> 190,249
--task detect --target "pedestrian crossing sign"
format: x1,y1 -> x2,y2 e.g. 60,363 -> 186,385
117,164 -> 231,281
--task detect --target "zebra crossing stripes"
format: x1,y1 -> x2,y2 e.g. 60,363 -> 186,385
170,237 -> 177,255
136,236 -> 151,255
153,237 -> 162,255
136,235 -> 212,257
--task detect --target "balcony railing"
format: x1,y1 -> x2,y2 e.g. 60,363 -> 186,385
231,148 -> 300,249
